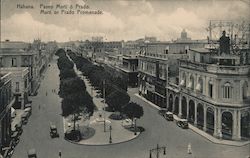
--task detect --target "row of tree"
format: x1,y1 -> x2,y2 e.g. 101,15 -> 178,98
67,51 -> 143,123
55,49 -> 95,130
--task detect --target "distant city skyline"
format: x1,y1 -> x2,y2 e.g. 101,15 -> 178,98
1,0 -> 250,42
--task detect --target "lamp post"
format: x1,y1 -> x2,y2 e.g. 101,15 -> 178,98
149,144 -> 166,158
109,125 -> 112,144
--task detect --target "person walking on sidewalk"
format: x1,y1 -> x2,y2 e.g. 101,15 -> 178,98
187,143 -> 192,154
59,150 -> 62,158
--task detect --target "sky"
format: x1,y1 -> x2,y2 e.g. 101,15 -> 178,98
1,0 -> 250,42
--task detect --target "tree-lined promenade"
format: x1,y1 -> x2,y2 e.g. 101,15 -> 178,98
67,51 -> 143,121
56,49 -> 95,138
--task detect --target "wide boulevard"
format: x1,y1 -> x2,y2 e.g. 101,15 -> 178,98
12,56 -> 249,158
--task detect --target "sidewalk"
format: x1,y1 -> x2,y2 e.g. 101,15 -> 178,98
134,93 -> 250,147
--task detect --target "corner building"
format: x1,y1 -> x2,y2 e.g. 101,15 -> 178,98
168,37 -> 250,140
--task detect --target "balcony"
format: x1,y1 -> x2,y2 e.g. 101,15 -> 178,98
206,64 -> 249,75
180,60 -> 250,75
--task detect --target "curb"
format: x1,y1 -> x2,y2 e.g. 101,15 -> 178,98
188,124 -> 250,147
64,130 -> 141,146
134,93 -> 250,147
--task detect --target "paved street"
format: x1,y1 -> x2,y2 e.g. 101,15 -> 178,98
12,56 -> 249,158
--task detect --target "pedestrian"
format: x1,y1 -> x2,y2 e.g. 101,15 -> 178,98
219,130 -> 223,139
46,91 -> 47,96
38,105 -> 40,110
187,143 -> 192,154
59,150 -> 62,158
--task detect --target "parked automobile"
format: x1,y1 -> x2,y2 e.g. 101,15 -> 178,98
24,107 -> 32,116
50,124 -> 59,138
25,103 -> 32,110
27,148 -> 37,158
15,120 -> 23,134
11,131 -> 19,146
165,112 -> 174,121
21,112 -> 29,124
176,119 -> 189,129
158,109 -> 167,117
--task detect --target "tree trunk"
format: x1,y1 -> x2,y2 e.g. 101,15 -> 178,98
131,117 -> 134,128
73,113 -> 76,131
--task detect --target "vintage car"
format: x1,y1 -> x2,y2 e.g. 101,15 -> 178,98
25,103 -> 32,110
165,112 -> 174,121
158,109 -> 168,117
50,124 -> 59,138
24,107 -> 32,116
21,112 -> 29,124
27,148 -> 37,158
11,131 -> 20,146
176,119 -> 189,129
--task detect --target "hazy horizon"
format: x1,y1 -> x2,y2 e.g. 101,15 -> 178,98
1,0 -> 250,42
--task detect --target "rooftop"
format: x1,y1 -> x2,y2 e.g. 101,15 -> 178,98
190,48 -> 211,53
0,41 -> 29,49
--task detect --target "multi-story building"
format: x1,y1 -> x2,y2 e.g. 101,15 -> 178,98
0,72 -> 14,155
167,31 -> 250,140
0,40 -> 52,95
138,31 -> 206,108
0,67 -> 30,109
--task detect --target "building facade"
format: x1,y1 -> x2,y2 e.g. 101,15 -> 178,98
138,39 -> 206,108
0,72 -> 14,155
167,33 -> 250,140
0,67 -> 30,109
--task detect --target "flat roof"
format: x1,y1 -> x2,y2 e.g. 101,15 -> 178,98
0,41 -> 29,49
190,48 -> 211,53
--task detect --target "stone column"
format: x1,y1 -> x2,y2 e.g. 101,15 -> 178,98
178,94 -> 182,118
218,108 -> 222,138
173,95 -> 175,113
232,110 -> 238,140
187,98 -> 190,120
237,110 -> 241,140
194,100 -> 197,126
203,105 -> 207,131
213,108 -> 218,137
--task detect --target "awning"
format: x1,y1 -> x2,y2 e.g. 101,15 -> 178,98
180,80 -> 185,86
195,83 -> 201,91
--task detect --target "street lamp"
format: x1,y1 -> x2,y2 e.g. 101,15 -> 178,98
109,125 -> 112,144
149,144 -> 166,158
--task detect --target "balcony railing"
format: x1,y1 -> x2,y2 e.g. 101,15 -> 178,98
180,60 -> 250,75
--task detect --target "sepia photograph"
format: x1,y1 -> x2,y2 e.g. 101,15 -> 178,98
0,0 -> 250,157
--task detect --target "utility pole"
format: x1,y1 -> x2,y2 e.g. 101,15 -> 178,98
166,63 -> 169,111
103,80 -> 106,132
149,144 -> 166,158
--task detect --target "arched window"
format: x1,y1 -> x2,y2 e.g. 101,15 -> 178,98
196,77 -> 203,93
242,81 -> 248,99
223,82 -> 233,99
180,73 -> 186,87
187,75 -> 194,90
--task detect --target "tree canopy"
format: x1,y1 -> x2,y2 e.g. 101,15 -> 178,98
106,90 -> 130,112
123,102 -> 144,120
